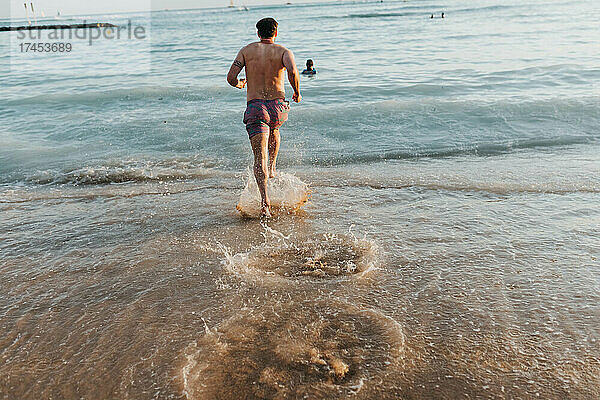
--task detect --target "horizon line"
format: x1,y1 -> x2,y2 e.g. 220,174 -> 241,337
0,0 -> 355,21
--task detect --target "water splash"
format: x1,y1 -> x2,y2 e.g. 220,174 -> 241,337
236,170 -> 310,218
219,225 -> 379,280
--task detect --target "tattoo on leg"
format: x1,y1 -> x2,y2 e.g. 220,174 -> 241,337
233,60 -> 244,69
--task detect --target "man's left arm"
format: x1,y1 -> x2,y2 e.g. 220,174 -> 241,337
227,50 -> 246,89
283,49 -> 301,103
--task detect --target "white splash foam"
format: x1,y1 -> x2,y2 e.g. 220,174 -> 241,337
236,169 -> 310,217
218,225 -> 379,280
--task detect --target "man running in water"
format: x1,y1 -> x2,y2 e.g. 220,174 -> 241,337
227,17 -> 302,217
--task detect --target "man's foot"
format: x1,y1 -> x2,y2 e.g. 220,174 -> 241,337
268,168 -> 277,179
260,205 -> 272,218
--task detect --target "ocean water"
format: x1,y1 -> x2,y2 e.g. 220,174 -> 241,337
1,0 -> 599,398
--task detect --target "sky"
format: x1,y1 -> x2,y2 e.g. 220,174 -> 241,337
2,0 -> 318,18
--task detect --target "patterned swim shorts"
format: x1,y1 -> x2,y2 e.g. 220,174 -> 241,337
243,98 -> 290,138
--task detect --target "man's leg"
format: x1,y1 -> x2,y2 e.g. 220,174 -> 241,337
250,132 -> 271,217
268,128 -> 280,178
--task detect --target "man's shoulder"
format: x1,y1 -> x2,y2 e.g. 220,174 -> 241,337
276,44 -> 291,53
240,42 -> 256,52
238,42 -> 256,54
241,42 -> 290,57
244,42 -> 289,50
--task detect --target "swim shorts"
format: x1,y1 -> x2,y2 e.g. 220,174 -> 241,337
243,98 -> 290,138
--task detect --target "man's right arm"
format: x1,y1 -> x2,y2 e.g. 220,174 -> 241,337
227,49 -> 246,89
283,49 -> 301,103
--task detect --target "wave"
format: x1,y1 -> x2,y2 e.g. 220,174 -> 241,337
302,93 -> 600,120
321,3 -> 525,20
0,183 -> 231,205
450,4 -> 525,14
308,135 -> 596,167
301,146 -> 600,195
4,85 -> 229,107
346,11 -> 420,18
12,157 -> 223,186
313,177 -> 600,195
298,69 -> 600,99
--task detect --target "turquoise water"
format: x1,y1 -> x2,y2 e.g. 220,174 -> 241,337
1,0 -> 599,398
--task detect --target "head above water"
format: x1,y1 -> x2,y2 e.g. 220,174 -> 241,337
256,17 -> 278,39
306,59 -> 314,69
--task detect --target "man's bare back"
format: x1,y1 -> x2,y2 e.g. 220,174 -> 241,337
226,17 -> 301,217
227,37 -> 300,103
238,42 -> 286,101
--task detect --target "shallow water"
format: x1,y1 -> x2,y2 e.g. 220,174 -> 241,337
1,0 -> 600,398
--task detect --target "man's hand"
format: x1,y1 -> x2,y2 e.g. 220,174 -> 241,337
236,78 -> 247,89
292,92 -> 302,103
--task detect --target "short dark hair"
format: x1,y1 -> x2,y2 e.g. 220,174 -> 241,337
306,59 -> 313,67
256,17 -> 278,38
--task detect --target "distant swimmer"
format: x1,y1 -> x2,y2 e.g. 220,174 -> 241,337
431,14 -> 434,18
227,17 -> 302,218
441,12 -> 445,18
301,59 -> 317,75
